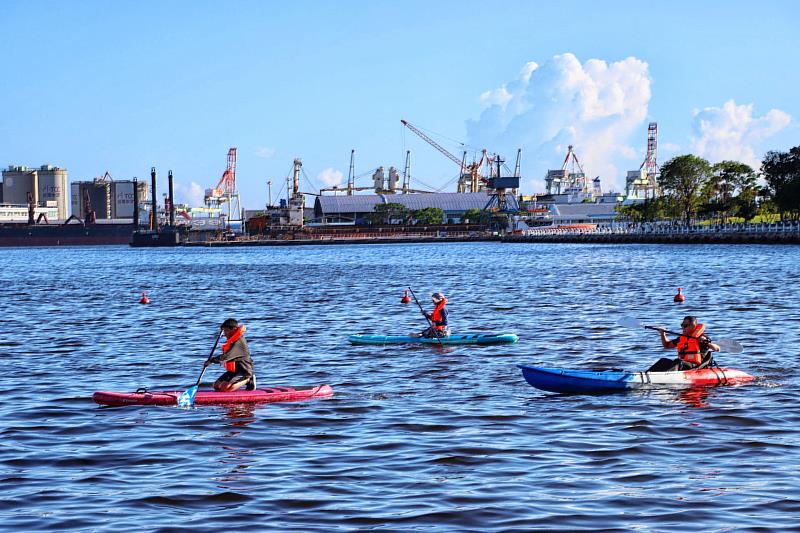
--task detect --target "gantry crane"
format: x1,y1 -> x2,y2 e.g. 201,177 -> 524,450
205,147 -> 242,228
401,119 -> 488,193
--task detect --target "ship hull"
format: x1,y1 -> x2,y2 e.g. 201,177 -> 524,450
0,223 -> 134,247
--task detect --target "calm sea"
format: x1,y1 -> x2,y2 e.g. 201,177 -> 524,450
0,243 -> 798,531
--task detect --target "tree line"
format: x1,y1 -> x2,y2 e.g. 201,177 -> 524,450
618,145 -> 800,224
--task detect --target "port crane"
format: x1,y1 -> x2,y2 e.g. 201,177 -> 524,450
400,119 -> 488,193
318,149 -> 432,195
205,148 -> 242,228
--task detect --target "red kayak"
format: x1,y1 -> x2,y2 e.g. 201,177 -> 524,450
93,384 -> 334,407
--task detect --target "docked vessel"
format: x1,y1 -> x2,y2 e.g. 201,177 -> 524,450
0,220 -> 134,247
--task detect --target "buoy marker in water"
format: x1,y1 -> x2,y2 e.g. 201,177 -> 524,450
674,287 -> 685,303
139,292 -> 150,304
401,290 -> 411,304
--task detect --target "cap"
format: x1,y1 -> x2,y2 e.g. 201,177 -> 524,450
431,292 -> 445,302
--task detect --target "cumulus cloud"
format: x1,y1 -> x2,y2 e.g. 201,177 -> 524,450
317,168 -> 344,187
174,181 -> 205,206
255,146 -> 276,159
466,53 -> 652,192
690,100 -> 791,167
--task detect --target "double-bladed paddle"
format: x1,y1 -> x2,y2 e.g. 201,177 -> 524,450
618,316 -> 743,354
177,329 -> 224,407
408,286 -> 444,347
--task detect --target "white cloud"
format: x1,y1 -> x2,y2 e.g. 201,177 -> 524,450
174,181 -> 205,206
317,168 -> 344,187
467,53 -> 652,192
255,146 -> 276,159
690,100 -> 791,167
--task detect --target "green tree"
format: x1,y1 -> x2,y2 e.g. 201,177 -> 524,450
369,202 -> 409,225
704,161 -> 757,222
761,147 -> 800,221
411,207 -> 445,225
658,155 -> 712,225
615,197 -> 669,223
462,208 -> 482,223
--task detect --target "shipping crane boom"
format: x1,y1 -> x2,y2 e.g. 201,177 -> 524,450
401,120 -> 464,170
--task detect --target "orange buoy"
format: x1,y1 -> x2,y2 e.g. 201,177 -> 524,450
401,290 -> 411,304
674,288 -> 685,303
139,292 -> 150,304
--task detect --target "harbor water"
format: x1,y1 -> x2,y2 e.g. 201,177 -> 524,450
0,242 -> 798,531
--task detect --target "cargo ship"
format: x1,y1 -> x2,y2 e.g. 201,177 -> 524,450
0,220 -> 135,247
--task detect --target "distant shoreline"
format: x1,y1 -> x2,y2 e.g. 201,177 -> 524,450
183,230 -> 800,247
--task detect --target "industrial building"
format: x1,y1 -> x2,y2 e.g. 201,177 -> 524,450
1,164 -> 68,219
70,173 -> 148,220
313,191 -> 516,224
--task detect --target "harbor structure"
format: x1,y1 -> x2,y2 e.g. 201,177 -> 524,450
313,191 -> 516,225
544,145 -> 593,199
2,164 -> 68,219
625,122 -> 660,201
204,148 -> 242,230
70,172 -> 148,221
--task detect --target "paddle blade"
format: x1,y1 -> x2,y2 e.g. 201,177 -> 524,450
716,338 -> 743,354
177,385 -> 199,407
618,316 -> 644,329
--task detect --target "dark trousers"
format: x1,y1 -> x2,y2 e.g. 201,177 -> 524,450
647,357 -> 698,373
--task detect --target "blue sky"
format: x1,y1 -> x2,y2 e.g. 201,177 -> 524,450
1,0 -> 797,208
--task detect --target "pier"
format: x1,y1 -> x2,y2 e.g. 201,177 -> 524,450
504,221 -> 800,245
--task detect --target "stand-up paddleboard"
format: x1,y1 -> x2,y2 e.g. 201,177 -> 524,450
93,385 -> 334,407
348,333 -> 519,345
518,364 -> 754,394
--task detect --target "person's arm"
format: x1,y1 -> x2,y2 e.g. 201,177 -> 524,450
659,329 -> 675,349
700,335 -> 720,352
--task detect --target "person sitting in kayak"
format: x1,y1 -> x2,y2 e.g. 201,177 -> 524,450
647,315 -> 720,372
418,292 -> 450,338
204,318 -> 256,391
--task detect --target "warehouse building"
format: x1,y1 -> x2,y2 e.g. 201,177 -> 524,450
313,192 -> 516,224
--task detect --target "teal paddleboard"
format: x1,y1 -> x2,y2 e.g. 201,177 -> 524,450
348,333 -> 519,345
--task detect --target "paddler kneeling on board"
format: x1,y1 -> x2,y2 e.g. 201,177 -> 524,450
415,292 -> 450,339
647,315 -> 720,372
203,318 -> 256,391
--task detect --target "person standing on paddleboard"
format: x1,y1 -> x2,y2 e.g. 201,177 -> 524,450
647,315 -> 720,372
418,292 -> 450,338
204,318 -> 255,391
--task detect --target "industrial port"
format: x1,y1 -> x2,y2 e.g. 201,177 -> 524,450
1,120 -> 665,247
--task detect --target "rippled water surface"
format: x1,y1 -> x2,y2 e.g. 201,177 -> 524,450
1,243 -> 799,531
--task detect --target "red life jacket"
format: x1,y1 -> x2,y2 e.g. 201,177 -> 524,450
431,299 -> 447,331
676,324 -> 705,365
221,325 -> 246,372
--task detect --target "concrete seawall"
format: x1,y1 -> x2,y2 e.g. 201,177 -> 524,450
185,235 -> 501,247
502,232 -> 800,245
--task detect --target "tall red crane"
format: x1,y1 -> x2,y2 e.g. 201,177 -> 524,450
204,147 -> 242,229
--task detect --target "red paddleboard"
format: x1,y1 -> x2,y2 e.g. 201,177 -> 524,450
93,385 -> 334,407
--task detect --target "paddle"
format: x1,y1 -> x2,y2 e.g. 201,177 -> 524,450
407,286 -> 444,347
177,328 -> 224,407
618,316 -> 743,354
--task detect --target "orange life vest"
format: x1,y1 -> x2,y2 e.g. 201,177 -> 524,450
431,299 -> 447,331
221,325 -> 246,372
676,323 -> 705,365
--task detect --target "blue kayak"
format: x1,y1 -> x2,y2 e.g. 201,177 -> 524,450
349,333 -> 519,345
518,364 -> 754,394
